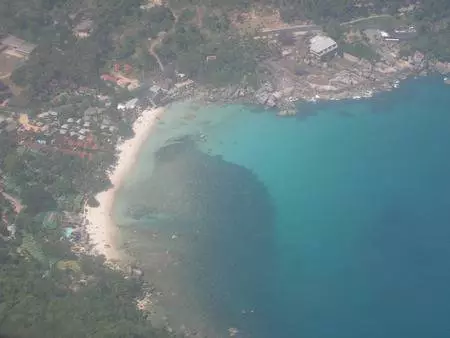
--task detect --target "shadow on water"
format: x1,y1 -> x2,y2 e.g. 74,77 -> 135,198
125,137 -> 277,337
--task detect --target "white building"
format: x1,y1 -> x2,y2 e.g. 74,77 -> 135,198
309,35 -> 338,59
118,98 -> 139,111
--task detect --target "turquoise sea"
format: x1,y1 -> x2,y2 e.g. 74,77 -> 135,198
114,76 -> 450,337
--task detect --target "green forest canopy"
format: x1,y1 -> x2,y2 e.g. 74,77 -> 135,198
3,1 -> 450,337
4,0 -> 450,100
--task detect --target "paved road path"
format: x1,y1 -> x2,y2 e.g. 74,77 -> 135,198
258,14 -> 394,36
341,14 -> 393,26
1,191 -> 23,213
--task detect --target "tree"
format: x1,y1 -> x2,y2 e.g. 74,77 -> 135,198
2,153 -> 22,175
178,8 -> 196,23
21,185 -> 56,214
177,49 -> 204,77
144,5 -> 175,38
324,19 -> 344,42
87,196 -> 100,208
117,120 -> 135,139
133,47 -> 159,72
203,13 -> 230,33
10,67 -> 27,87
14,212 -> 37,233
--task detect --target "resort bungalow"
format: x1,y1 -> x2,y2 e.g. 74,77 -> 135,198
309,35 -> 338,59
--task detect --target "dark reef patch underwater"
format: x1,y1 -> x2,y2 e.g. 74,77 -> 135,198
115,77 -> 450,338
151,137 -> 276,334
115,135 -> 276,337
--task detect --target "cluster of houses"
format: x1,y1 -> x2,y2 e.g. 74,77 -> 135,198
2,77 -> 179,152
116,83 -> 172,110
286,25 -> 418,69
305,27 -> 416,60
101,73 -> 141,91
41,210 -> 87,243
55,108 -> 117,140
9,101 -> 126,160
277,22 -> 418,63
34,107 -> 115,138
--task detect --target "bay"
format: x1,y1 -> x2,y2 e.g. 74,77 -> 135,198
114,76 -> 450,338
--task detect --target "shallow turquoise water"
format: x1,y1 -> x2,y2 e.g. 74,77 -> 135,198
116,77 -> 450,337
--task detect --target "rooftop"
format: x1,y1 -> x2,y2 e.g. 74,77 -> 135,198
0,35 -> 37,55
310,36 -> 338,54
118,98 -> 139,110
84,107 -> 98,116
73,19 -> 93,32
149,84 -> 163,93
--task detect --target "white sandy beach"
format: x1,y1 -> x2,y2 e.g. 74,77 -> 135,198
85,107 -> 165,260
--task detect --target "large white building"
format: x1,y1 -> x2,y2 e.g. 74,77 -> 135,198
309,35 -> 338,59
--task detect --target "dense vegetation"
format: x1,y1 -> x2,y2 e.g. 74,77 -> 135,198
156,15 -> 269,87
0,96 -> 164,337
3,0 -> 450,100
0,130 -> 172,337
168,0 -> 444,22
3,0 -> 268,101
165,0 -> 450,61
0,233 -> 172,338
408,1 -> 450,61
1,0 -> 143,103
342,42 -> 381,62
2,0 -> 450,337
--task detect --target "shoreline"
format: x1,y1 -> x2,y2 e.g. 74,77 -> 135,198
80,71 -> 438,262
84,106 -> 165,261
167,58 -> 450,115
78,74 -> 448,337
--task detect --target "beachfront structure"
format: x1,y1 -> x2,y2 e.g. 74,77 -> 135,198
118,98 -> 139,111
309,35 -> 338,59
